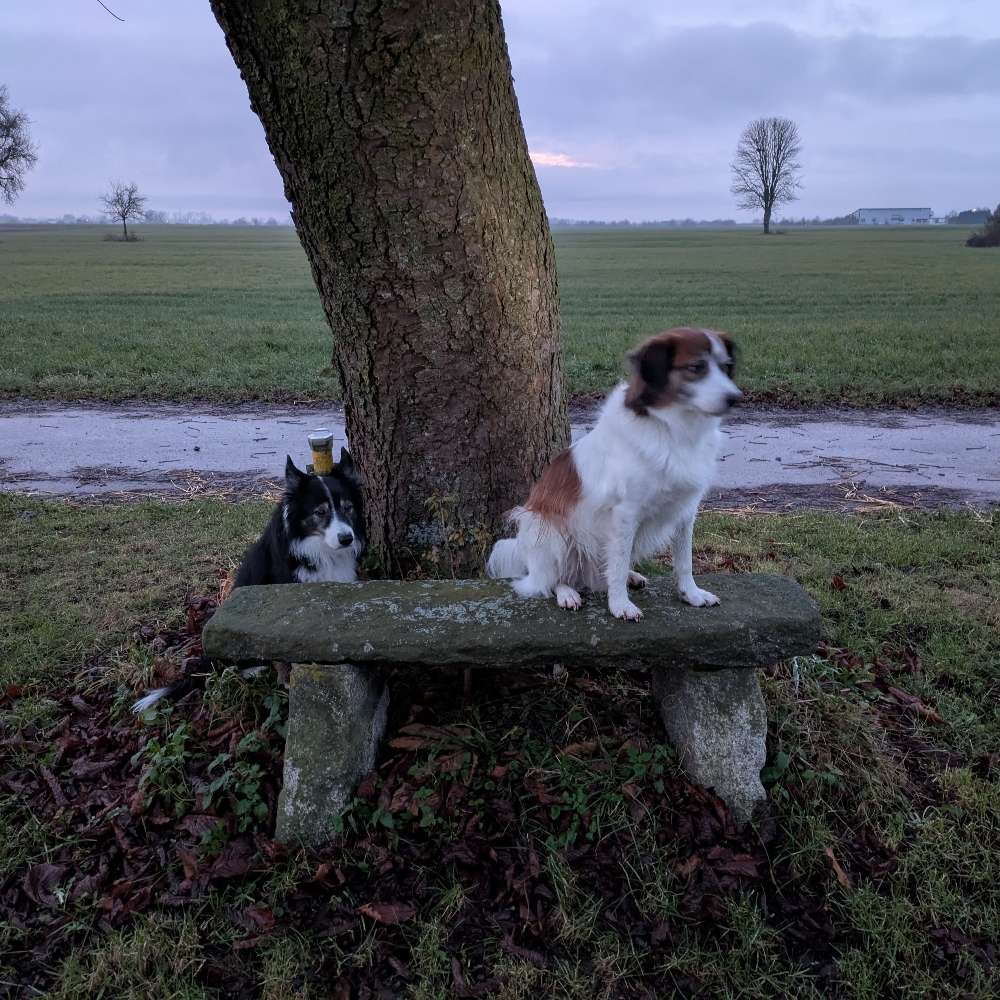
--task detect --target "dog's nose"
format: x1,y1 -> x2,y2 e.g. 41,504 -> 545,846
725,391 -> 743,408
337,531 -> 354,547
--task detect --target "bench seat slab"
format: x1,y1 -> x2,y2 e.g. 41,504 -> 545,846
204,573 -> 819,672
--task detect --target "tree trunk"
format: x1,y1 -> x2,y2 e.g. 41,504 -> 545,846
122,218 -> 128,240
762,205 -> 771,234
210,0 -> 567,573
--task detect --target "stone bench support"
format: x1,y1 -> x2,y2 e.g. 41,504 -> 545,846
276,664 -> 388,844
203,573 -> 819,845
652,667 -> 767,826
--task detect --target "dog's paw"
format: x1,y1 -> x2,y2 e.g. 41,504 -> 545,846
679,586 -> 720,608
609,598 -> 644,621
627,571 -> 648,589
512,577 -> 545,599
556,585 -> 583,611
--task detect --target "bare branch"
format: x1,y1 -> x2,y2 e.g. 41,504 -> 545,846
730,116 -> 803,232
0,85 -> 39,205
96,1 -> 126,21
100,180 -> 146,239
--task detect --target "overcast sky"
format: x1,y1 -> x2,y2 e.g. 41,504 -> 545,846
4,0 -> 999,220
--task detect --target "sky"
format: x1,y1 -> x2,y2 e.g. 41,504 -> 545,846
3,0 -> 999,221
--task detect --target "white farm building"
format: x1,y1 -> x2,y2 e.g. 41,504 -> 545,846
853,207 -> 933,225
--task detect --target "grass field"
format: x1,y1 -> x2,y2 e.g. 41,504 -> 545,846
2,224 -> 998,407
2,495 -> 998,996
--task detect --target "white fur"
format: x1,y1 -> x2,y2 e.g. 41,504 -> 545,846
130,664 -> 270,714
285,480 -> 362,582
489,343 -> 740,620
131,688 -> 171,713
289,529 -> 361,583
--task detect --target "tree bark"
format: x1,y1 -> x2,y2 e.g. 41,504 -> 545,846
209,0 -> 567,572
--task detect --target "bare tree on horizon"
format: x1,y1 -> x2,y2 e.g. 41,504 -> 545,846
731,117 -> 802,234
100,180 -> 146,240
0,85 -> 38,204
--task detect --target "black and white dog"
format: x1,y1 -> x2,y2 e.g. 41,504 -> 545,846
131,451 -> 365,713
235,451 -> 366,586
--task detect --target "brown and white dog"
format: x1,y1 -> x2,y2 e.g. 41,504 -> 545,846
486,327 -> 741,620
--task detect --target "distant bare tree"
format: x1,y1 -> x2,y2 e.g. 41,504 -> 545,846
0,85 -> 38,204
731,117 -> 802,234
100,180 -> 146,240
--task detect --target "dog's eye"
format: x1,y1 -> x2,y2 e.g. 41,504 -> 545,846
341,501 -> 353,515
685,360 -> 708,376
314,503 -> 329,517
723,361 -> 735,375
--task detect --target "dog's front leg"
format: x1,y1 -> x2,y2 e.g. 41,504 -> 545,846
607,505 -> 643,621
671,514 -> 719,607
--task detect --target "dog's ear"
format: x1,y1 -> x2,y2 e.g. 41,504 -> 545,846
631,338 -> 675,389
625,337 -> 675,413
338,447 -> 357,479
719,334 -> 737,373
284,455 -> 306,492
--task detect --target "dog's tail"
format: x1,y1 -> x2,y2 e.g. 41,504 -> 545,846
131,664 -> 267,714
131,680 -> 192,714
486,537 -> 526,580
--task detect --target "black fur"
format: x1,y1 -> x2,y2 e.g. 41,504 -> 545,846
632,339 -> 675,389
132,450 -> 365,714
233,449 -> 366,588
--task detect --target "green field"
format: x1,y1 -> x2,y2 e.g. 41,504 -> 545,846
2,224 -> 999,406
2,496 -> 998,996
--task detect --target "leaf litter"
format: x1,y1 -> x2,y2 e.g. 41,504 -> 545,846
0,593 -> 994,997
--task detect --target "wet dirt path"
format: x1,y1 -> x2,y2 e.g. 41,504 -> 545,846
1,400 -> 997,510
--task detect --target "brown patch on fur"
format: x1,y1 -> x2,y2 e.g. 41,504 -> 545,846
625,327 -> 712,415
524,449 -> 581,525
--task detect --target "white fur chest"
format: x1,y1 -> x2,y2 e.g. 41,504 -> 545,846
289,536 -> 358,583
576,389 -> 721,513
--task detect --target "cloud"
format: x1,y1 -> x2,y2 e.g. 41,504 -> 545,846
505,13 -> 1000,218
529,151 -> 595,169
3,0 -> 998,220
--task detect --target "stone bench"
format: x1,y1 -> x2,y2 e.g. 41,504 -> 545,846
203,573 -> 820,844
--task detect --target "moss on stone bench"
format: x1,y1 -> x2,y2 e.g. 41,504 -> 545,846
202,574 -> 820,844
202,573 -> 819,671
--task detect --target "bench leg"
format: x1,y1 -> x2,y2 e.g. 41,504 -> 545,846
651,666 -> 767,827
275,663 -> 388,845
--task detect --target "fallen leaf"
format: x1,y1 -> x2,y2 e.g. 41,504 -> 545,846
823,846 -> 853,890
23,863 -> 68,907
242,904 -> 276,932
885,686 -> 944,724
358,901 -> 416,924
39,765 -> 68,808
435,749 -> 469,773
831,574 -> 847,591
500,935 -> 548,967
523,774 -> 560,805
178,813 -> 220,838
650,921 -> 671,945
558,740 -> 598,757
388,736 -> 436,750
176,845 -> 199,880
675,854 -> 702,878
210,839 -> 255,879
232,934 -> 269,951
